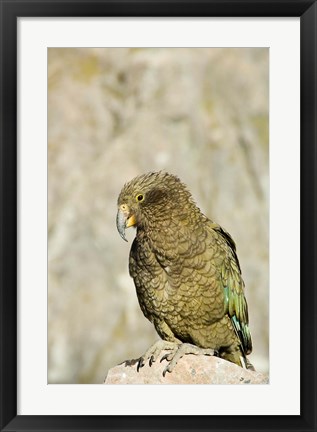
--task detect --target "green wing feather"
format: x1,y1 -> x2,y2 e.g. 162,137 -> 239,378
213,224 -> 252,355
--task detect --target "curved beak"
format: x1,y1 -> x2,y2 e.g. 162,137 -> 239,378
116,209 -> 128,241
116,208 -> 137,242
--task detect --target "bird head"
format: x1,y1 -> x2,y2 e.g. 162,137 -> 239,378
116,171 -> 193,241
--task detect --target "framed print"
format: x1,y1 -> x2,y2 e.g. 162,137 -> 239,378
0,1 -> 316,431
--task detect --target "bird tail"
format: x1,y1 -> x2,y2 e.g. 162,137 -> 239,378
231,316 -> 252,356
244,357 -> 256,371
235,321 -> 255,370
219,345 -> 255,371
220,345 -> 255,371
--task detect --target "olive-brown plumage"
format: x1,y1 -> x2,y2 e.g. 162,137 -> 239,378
117,172 -> 253,373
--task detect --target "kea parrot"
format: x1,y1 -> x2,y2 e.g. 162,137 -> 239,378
116,171 -> 253,375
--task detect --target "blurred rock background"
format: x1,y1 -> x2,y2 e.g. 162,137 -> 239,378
48,48 -> 269,383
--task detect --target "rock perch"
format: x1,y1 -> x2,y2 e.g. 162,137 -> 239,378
104,352 -> 268,385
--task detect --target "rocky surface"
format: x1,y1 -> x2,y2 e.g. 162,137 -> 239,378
104,352 -> 269,385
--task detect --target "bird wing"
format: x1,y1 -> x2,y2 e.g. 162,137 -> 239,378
210,223 -> 252,355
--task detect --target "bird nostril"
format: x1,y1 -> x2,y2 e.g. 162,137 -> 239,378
120,204 -> 127,211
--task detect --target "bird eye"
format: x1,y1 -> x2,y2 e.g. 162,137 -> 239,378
136,194 -> 144,202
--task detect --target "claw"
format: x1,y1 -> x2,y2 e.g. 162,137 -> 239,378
160,353 -> 169,363
136,341 -> 216,376
137,358 -> 145,372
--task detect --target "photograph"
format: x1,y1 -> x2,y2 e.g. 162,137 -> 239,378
1,1 -> 316,429
48,47 -> 269,384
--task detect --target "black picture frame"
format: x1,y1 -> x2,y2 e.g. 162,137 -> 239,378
0,1 -> 316,431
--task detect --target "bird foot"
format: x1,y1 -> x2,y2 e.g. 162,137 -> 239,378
137,340 -> 180,372
160,343 -> 217,377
